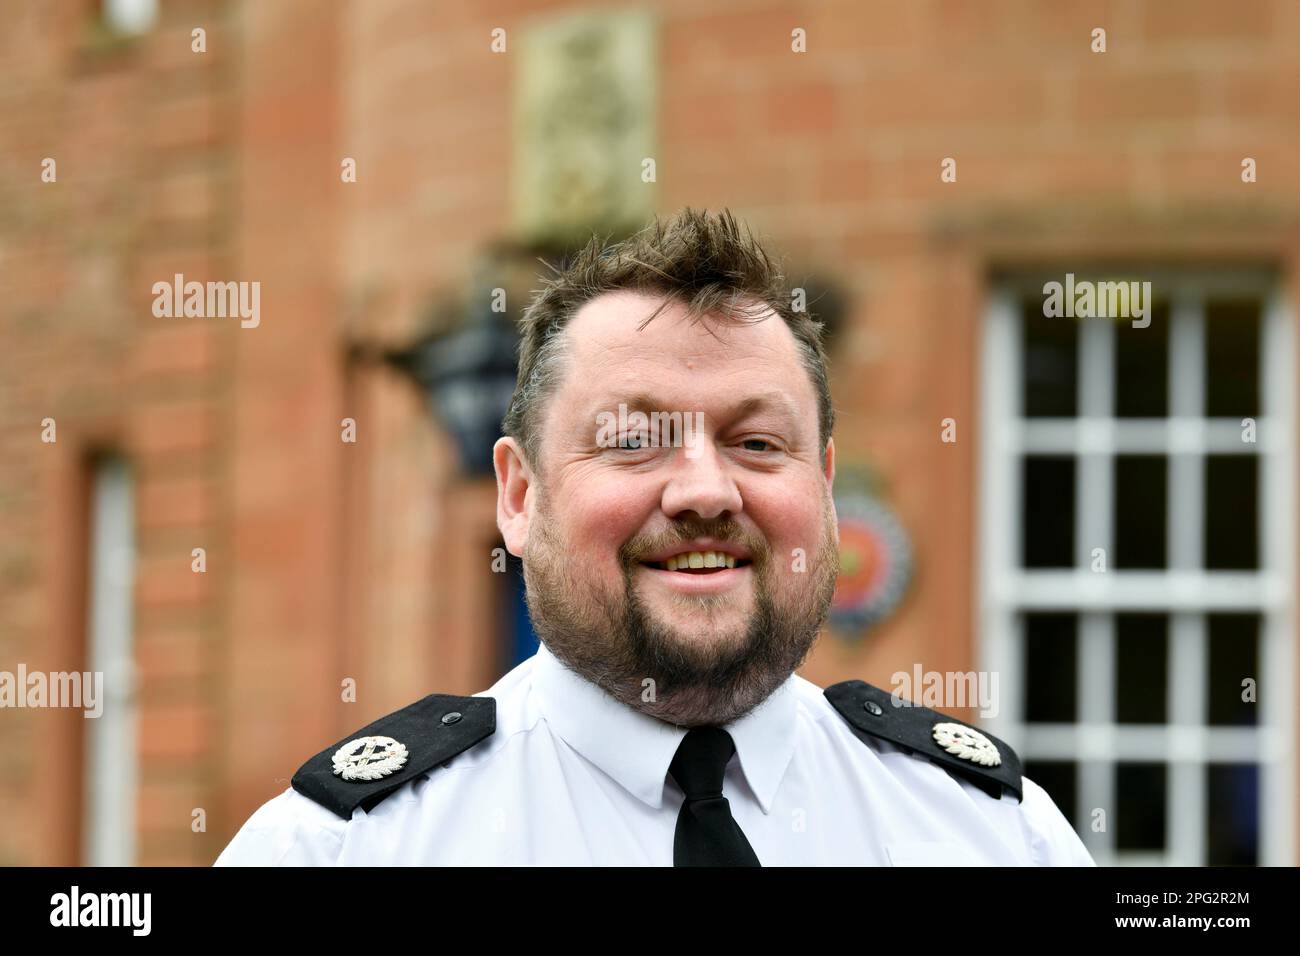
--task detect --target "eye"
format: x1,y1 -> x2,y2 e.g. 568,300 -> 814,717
617,431 -> 649,450
739,438 -> 774,452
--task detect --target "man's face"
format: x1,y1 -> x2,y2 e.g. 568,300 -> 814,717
495,290 -> 839,726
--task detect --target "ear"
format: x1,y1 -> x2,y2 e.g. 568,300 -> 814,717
823,437 -> 839,545
494,436 -> 534,558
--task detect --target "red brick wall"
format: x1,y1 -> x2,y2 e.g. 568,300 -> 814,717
0,0 -> 238,864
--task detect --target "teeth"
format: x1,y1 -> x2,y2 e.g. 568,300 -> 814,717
658,550 -> 740,571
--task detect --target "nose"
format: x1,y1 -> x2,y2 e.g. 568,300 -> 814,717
660,440 -> 743,521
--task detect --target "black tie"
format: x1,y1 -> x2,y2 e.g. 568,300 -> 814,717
668,727 -> 761,866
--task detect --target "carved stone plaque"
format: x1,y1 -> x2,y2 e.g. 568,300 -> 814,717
514,9 -> 656,243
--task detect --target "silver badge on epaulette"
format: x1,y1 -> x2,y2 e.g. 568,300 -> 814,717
931,722 -> 1001,767
332,735 -> 409,782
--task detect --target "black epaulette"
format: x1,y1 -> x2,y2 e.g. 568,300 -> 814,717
824,680 -> 1023,803
291,693 -> 496,820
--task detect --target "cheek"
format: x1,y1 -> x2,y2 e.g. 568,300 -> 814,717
555,476 -> 650,553
747,484 -> 831,562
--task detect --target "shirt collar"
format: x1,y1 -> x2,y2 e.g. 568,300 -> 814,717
530,640 -> 798,814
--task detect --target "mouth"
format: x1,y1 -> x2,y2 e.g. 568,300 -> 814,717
639,550 -> 753,575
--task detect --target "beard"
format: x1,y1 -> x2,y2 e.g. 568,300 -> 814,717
522,489 -> 839,727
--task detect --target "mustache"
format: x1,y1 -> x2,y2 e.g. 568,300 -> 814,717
617,516 -> 768,567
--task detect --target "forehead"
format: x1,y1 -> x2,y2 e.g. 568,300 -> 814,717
559,290 -> 809,391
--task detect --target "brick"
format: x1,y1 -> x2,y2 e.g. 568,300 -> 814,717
146,91 -> 223,151
147,166 -> 221,226
760,82 -> 840,137
137,629 -> 207,684
144,25 -> 225,74
131,324 -> 219,381
1222,69 -> 1300,125
138,776 -> 208,836
850,69 -> 1048,129
136,829 -> 211,866
135,552 -> 212,610
1141,0 -> 1273,45
138,701 -> 210,761
131,400 -> 215,457
137,475 -> 215,530
133,250 -> 224,308
1075,69 -> 1205,124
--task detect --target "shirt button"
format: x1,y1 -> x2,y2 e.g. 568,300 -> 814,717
441,712 -> 463,725
863,700 -> 883,716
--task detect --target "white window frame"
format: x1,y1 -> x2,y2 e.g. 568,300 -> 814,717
82,455 -> 138,866
978,271 -> 1296,866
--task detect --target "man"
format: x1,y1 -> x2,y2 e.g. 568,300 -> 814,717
215,208 -> 1095,866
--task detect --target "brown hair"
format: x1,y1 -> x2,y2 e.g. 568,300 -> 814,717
502,207 -> 834,473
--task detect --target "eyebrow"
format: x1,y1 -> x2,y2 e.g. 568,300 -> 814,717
581,391 -> 804,428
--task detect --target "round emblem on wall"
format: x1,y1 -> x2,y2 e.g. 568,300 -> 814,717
830,466 -> 912,637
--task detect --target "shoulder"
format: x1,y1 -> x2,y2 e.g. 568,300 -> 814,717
215,656 -> 547,864
815,677 -> 1023,803
215,685 -> 506,866
803,675 -> 1094,864
294,655 -> 545,822
1018,775 -> 1097,865
290,691 -> 497,821
214,785 -> 348,866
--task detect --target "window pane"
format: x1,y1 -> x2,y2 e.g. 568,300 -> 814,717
1205,299 -> 1260,418
1024,760 -> 1078,827
1207,613 -> 1260,727
1022,298 -> 1077,416
1114,455 -> 1167,568
1206,763 -> 1258,865
1205,456 -> 1257,570
1115,299 -> 1169,417
1024,612 -> 1077,723
1115,613 -> 1167,724
1022,456 -> 1075,568
1116,762 -> 1166,852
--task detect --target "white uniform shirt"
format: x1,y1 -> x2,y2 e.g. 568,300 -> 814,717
215,641 -> 1095,866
